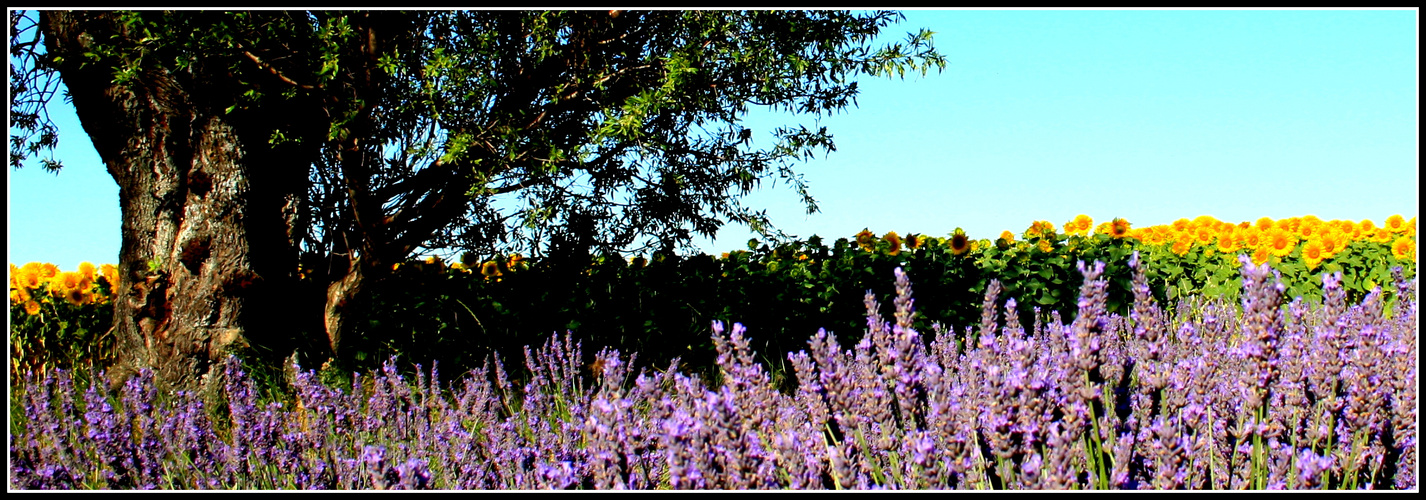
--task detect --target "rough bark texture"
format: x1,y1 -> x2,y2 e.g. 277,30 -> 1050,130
323,258 -> 365,358
41,11 -> 321,391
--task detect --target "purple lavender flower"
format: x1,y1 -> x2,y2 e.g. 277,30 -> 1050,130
7,263 -> 1417,491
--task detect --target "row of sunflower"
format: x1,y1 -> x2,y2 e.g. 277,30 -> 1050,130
391,253 -> 530,280
811,213 -> 1414,318
11,215 -> 1411,309
10,261 -> 120,314
9,213 -> 1416,383
1122,214 -> 1415,267
382,213 -> 1414,324
840,214 -> 1415,267
9,262 -> 121,383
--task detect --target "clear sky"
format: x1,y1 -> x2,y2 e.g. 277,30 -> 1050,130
8,9 -> 1419,271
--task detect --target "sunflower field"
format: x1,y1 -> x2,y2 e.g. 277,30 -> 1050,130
13,213 -> 1413,387
8,214 -> 1418,490
9,262 -> 121,383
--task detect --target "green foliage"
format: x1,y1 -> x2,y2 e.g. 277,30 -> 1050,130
8,11 -> 63,172
9,281 -> 118,388
9,228 -> 1413,390
12,10 -> 947,264
328,228 -> 1414,382
11,9 -> 953,392
976,231 -> 1139,325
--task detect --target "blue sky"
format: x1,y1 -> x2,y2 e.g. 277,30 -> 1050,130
8,9 -> 1419,270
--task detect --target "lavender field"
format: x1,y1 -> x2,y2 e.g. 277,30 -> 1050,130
9,254 -> 1417,490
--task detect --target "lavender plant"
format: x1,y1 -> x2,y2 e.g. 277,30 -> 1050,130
10,255 -> 1417,490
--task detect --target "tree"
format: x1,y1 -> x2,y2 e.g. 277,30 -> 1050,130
10,10 -> 945,390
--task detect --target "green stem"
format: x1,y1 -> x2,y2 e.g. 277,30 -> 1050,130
1252,404 -> 1265,489
1082,371 -> 1107,489
1207,412 -> 1220,490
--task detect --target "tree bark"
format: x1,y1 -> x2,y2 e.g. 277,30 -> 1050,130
42,11 -> 322,391
323,256 -> 365,358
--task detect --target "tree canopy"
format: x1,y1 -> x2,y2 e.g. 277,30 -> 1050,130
12,10 -> 945,263
10,9 -> 945,388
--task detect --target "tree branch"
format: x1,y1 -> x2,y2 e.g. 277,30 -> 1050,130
237,44 -> 316,90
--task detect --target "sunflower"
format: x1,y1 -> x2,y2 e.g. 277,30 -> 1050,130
884,231 -> 902,256
24,300 -> 41,316
1298,221 -> 1323,240
1068,214 -> 1092,235
1037,239 -> 1053,254
1171,218 -> 1191,232
1358,219 -> 1377,235
1251,246 -> 1272,266
1392,237 -> 1416,262
1171,239 -> 1192,257
1094,222 -> 1113,236
1345,226 -> 1364,242
1157,226 -> 1176,240
481,261 -> 503,278
13,264 -> 34,290
1142,228 -> 1167,246
1301,239 -> 1327,270
950,230 -> 972,256
856,229 -> 877,252
1320,230 -> 1346,258
1216,230 -> 1241,253
100,263 -> 119,287
630,256 -> 647,269
1242,227 -> 1264,250
51,272 -> 85,298
1385,214 -> 1408,233
1267,229 -> 1297,257
509,253 -> 528,271
62,287 -> 90,307
1233,226 -> 1253,246
1025,221 -> 1056,240
1194,227 -> 1216,247
78,262 -> 97,283
1371,228 -> 1394,243
1166,229 -> 1187,247
1000,230 -> 1015,244
906,233 -> 923,250
1337,221 -> 1363,241
16,262 -> 43,289
1280,217 -> 1303,234
1255,217 -> 1275,231
11,285 -> 31,305
38,263 -> 59,283
460,251 -> 480,268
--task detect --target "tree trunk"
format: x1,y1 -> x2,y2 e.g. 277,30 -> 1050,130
323,257 -> 365,358
42,12 -> 322,391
